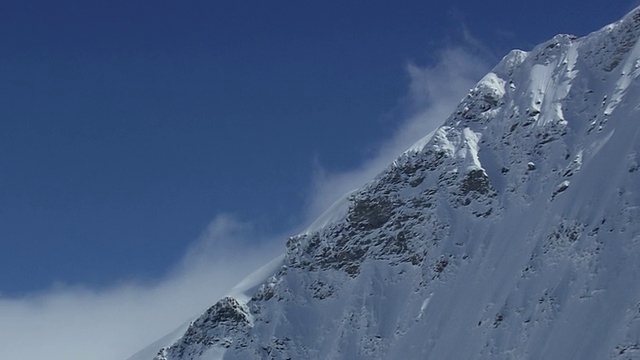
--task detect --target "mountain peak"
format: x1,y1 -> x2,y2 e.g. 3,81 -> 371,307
582,5 -> 640,72
132,9 -> 640,360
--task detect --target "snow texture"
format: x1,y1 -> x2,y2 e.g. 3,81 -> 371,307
131,7 -> 640,360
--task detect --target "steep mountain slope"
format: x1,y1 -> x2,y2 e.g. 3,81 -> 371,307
133,7 -> 640,360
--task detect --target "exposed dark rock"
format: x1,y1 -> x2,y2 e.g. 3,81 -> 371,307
348,196 -> 395,231
460,169 -> 492,195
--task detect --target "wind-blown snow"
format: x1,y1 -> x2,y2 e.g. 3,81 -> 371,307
302,190 -> 356,235
227,255 -> 285,305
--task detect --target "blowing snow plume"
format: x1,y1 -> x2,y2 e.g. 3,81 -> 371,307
306,47 -> 489,222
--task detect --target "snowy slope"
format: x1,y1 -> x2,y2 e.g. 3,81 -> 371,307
134,7 -> 640,360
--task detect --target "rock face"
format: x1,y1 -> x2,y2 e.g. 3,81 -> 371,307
137,7 -> 640,360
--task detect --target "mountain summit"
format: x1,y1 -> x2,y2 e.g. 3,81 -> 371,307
131,7 -> 640,360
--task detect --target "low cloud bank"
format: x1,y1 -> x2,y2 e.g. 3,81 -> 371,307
0,215 -> 283,360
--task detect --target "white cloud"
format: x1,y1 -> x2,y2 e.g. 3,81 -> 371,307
305,47 -> 489,221
0,46 -> 490,360
0,214 -> 283,360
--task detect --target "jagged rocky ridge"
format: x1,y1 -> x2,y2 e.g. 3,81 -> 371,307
138,7 -> 640,360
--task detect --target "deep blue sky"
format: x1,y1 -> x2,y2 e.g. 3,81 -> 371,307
1,0 -> 636,295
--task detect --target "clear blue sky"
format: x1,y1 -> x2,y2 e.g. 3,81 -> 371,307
1,0 -> 636,295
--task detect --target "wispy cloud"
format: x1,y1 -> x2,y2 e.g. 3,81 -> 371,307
0,45 -> 491,360
0,214 -> 283,360
305,47 -> 489,221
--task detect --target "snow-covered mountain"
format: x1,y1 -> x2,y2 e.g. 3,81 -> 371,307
131,7 -> 640,360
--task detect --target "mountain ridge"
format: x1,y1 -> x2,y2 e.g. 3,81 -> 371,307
131,6 -> 640,359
